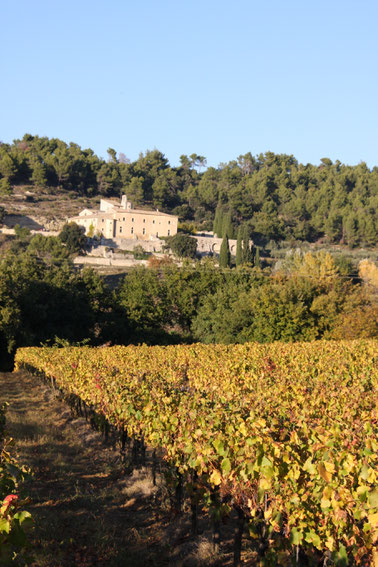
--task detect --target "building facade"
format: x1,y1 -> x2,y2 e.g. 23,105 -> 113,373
69,195 -> 178,241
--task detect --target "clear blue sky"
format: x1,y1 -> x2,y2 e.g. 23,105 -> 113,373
1,0 -> 377,168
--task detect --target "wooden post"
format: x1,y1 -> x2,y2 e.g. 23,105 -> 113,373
175,470 -> 183,514
190,472 -> 198,536
211,488 -> 221,554
233,507 -> 245,567
152,449 -> 157,486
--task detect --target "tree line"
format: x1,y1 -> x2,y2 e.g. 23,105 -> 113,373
0,134 -> 377,248
0,230 -> 376,370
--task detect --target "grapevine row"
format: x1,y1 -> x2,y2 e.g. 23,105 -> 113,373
15,340 -> 377,564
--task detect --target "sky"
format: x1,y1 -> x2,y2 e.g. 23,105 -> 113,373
1,0 -> 377,168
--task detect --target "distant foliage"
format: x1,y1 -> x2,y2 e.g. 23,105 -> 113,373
0,135 -> 376,247
0,251 -> 128,369
0,244 -> 377,368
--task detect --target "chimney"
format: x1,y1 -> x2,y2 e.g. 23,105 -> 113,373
121,195 -> 127,209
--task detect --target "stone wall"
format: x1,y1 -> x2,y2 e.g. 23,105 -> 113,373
95,234 -> 242,256
73,256 -> 148,267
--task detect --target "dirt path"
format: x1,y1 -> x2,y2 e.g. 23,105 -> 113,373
0,371 -> 175,567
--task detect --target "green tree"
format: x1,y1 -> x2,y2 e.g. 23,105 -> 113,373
219,235 -> 231,268
166,234 -> 197,258
0,249 -> 130,369
163,260 -> 223,332
361,213 -> 376,246
222,211 -> 233,238
254,246 -> 260,268
59,223 -> 87,254
236,226 -> 243,266
325,212 -> 343,242
344,213 -> 359,247
213,204 -> 223,237
107,148 -> 118,163
27,234 -> 70,262
117,266 -> 169,334
30,158 -> 47,187
96,163 -> 121,196
0,154 -> 16,179
14,224 -> 31,242
242,225 -> 252,264
127,176 -> 144,206
189,154 -> 207,172
0,178 -> 12,195
152,170 -> 179,209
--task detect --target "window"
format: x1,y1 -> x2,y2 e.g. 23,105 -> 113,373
153,220 -> 155,224
119,227 -> 123,233
143,219 -> 146,223
131,227 -> 134,234
156,232 -> 159,237
143,228 -> 146,235
102,219 -> 104,222
132,218 -> 134,222
123,217 -> 125,221
168,230 -> 170,236
168,221 -> 171,225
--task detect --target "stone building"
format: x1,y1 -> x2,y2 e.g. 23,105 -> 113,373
69,195 -> 178,240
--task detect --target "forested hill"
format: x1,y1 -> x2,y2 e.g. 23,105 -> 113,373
0,134 -> 377,247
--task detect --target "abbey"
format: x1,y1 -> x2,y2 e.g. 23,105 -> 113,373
69,195 -> 178,240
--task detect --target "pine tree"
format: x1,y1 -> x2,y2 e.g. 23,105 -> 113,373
31,159 -> 47,187
236,226 -> 243,266
344,213 -> 359,248
0,154 -> 16,179
219,235 -> 231,268
361,214 -> 376,247
0,178 -> 12,195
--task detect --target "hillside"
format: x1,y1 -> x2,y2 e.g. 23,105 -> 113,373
0,186 -> 98,231
0,134 -> 377,248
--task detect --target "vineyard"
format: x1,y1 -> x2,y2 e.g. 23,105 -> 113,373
15,340 -> 377,566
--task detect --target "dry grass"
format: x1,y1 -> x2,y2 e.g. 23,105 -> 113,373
0,186 -> 99,227
121,467 -> 160,499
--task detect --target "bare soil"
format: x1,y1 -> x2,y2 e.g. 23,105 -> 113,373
0,371 -> 250,566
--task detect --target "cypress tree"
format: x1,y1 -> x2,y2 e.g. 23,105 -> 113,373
236,226 -> 243,266
213,205 -> 222,237
242,226 -> 252,264
222,211 -> 233,239
219,235 -> 231,268
254,246 -> 260,268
